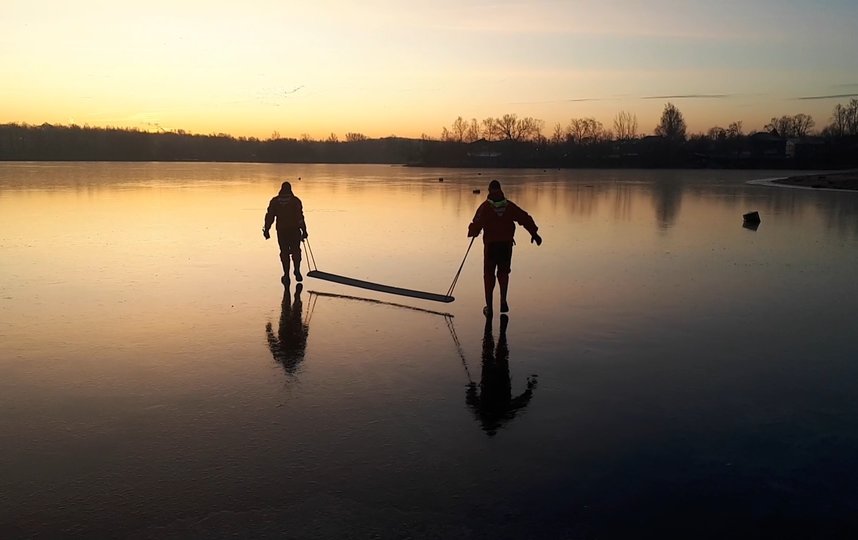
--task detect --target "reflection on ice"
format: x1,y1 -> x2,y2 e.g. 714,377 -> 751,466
466,314 -> 537,436
266,284 -> 310,376
4,163 -> 858,537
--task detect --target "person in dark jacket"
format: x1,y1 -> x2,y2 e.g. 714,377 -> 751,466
468,179 -> 541,316
263,181 -> 308,284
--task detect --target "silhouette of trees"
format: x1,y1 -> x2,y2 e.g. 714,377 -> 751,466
765,114 -> 815,138
654,102 -> 687,141
5,98 -> 858,169
474,114 -> 542,142
613,111 -> 639,141
450,116 -> 469,142
550,123 -> 565,144
0,123 -> 421,164
793,114 -> 815,137
442,117 -> 482,143
566,117 -> 610,144
442,117 -> 483,143
825,99 -> 858,137
466,118 -> 481,142
707,126 -> 727,141
492,114 -> 543,142
481,117 -> 499,140
705,121 -> 743,141
727,121 -> 743,138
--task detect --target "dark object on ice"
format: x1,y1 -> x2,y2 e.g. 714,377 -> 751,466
439,177 -> 444,182
307,270 -> 454,303
743,211 -> 761,223
743,221 -> 760,231
473,189 -> 481,194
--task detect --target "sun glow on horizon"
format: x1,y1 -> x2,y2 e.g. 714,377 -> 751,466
2,0 -> 857,140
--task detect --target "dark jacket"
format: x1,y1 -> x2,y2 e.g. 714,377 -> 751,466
265,193 -> 306,234
468,196 -> 538,243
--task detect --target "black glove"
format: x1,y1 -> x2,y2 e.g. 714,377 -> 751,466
531,233 -> 542,246
262,228 -> 270,240
302,230 -> 308,239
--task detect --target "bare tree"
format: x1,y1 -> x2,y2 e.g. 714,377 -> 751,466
344,132 -> 368,142
727,121 -> 743,138
848,99 -> 858,135
792,114 -> 815,137
325,133 -> 339,143
481,117 -> 499,141
613,111 -> 638,141
828,103 -> 849,138
765,114 -> 815,138
451,117 -> 468,142
551,123 -> 565,144
654,103 -> 687,141
442,114 -> 543,142
567,117 -> 607,144
764,116 -> 791,137
495,114 -> 521,141
466,119 -> 481,142
707,126 -> 727,141
519,116 -> 545,141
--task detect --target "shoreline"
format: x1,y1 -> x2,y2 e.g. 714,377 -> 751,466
751,170 -> 858,192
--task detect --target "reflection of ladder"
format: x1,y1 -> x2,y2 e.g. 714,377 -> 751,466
444,312 -> 474,384
307,291 -> 473,384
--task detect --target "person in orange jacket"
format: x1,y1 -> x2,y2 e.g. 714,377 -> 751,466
468,179 -> 542,316
263,181 -> 308,284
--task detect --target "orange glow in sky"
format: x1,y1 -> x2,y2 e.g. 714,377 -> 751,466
2,0 -> 857,139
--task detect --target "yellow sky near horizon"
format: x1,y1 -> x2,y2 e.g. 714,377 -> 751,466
3,0 -> 858,140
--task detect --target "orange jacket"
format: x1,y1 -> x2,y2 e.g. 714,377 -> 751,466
468,197 -> 538,243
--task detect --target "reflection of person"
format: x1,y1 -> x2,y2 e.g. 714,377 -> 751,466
263,181 -> 308,285
467,179 -> 541,316
266,284 -> 309,375
466,314 -> 536,436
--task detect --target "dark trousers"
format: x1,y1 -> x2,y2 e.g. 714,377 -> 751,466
277,229 -> 302,274
483,241 -> 513,276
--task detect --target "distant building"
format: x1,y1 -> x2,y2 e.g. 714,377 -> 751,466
466,139 -> 502,166
748,132 -> 787,159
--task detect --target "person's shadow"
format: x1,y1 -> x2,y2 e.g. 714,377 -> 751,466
466,314 -> 537,436
266,283 -> 309,376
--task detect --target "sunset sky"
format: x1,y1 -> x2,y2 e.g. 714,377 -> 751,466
3,0 -> 858,140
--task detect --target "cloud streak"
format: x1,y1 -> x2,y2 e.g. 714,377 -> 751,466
507,97 -> 611,105
641,94 -> 731,100
512,93 -> 741,106
797,93 -> 858,100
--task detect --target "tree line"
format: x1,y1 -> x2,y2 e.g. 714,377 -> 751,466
0,124 -> 420,164
1,99 -> 856,168
438,99 -> 858,143
425,99 -> 858,168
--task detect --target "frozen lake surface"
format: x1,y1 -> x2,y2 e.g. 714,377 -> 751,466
2,162 -> 858,537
